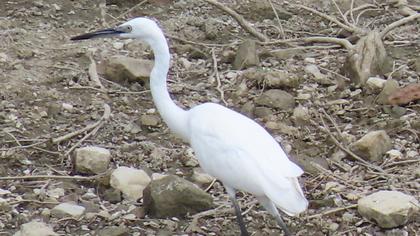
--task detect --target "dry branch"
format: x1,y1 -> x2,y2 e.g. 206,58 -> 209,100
202,0 -> 269,42
306,204 -> 358,219
303,37 -> 353,50
292,4 -> 364,35
311,113 -> 385,173
52,103 -> 111,144
0,169 -> 111,181
380,13 -> 420,38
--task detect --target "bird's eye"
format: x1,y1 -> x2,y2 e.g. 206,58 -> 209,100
126,25 -> 132,32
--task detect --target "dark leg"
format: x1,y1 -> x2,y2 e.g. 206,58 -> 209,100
257,196 -> 292,236
225,186 -> 249,236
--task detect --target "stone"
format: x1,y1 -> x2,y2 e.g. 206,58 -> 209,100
240,101 -> 255,118
13,220 -> 57,236
377,79 -> 400,104
110,167 -> 151,201
61,103 -> 73,112
254,107 -> 272,119
304,64 -> 334,85
191,168 -> 214,185
255,89 -> 295,110
140,114 -> 161,127
233,40 -> 259,70
292,105 -> 310,124
366,77 -> 386,91
203,19 -> 218,40
102,188 -> 122,203
386,149 -> 402,159
143,175 -> 214,218
97,226 -> 129,236
243,69 -> 300,89
328,222 -> 339,232
151,173 -> 167,180
414,57 -> 420,73
75,146 -> 111,174
358,191 -> 419,228
104,56 -> 153,85
350,130 -> 392,162
51,202 -> 86,218
46,187 -> 65,199
343,31 -> 391,85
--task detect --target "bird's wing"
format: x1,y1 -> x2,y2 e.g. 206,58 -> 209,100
188,103 -> 308,214
188,103 -> 303,180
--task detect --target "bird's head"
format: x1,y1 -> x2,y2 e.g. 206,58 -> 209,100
71,17 -> 162,41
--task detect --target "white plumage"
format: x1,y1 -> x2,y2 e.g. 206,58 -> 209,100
72,17 -> 308,236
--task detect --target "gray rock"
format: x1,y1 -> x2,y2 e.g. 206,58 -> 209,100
143,175 -> 214,218
110,167 -> 151,201
140,114 -> 161,127
240,101 -> 255,118
366,77 -> 386,91
414,57 -> 420,73
243,68 -> 300,89
203,19 -> 218,40
304,64 -> 334,85
233,40 -> 259,70
254,106 -> 273,119
350,130 -> 392,162
377,79 -> 399,104
292,105 -> 310,125
51,202 -> 85,218
102,188 -> 122,203
97,226 -> 129,236
104,56 -> 153,85
255,89 -> 295,110
13,220 -> 57,236
358,191 -> 419,228
263,70 -> 300,88
75,146 -> 111,174
191,167 -> 214,185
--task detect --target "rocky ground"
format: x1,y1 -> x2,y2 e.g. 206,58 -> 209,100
0,0 -> 419,235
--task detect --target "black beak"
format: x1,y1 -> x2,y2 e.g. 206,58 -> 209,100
71,28 -> 124,41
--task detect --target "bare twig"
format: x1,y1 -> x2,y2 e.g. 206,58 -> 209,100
306,204 -> 358,219
344,4 -> 377,24
267,0 -> 285,39
8,199 -> 60,205
202,0 -> 269,42
114,0 -> 148,21
204,178 -> 217,192
302,36 -> 353,50
87,50 -> 105,89
52,103 -> 111,144
0,169 -> 111,181
380,13 -> 420,38
332,0 -> 352,26
168,34 -> 236,47
292,4 -> 363,34
211,48 -> 227,106
262,36 -> 353,49
311,113 -> 385,173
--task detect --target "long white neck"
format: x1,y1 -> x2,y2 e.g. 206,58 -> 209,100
144,32 -> 189,142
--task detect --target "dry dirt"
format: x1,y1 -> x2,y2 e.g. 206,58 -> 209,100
0,0 -> 419,235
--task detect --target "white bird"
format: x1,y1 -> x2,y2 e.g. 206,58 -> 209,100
71,17 -> 308,236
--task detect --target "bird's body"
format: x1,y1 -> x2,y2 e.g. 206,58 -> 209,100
188,102 -> 307,215
72,17 -> 308,235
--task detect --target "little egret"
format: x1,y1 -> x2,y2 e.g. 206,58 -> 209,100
71,17 -> 308,236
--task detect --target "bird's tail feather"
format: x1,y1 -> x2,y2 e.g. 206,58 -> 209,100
262,177 -> 308,216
